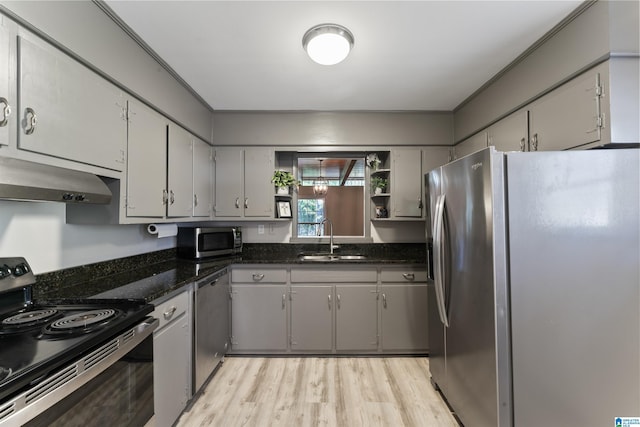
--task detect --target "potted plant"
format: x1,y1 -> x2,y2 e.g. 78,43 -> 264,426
271,170 -> 298,194
371,176 -> 388,194
366,153 -> 381,170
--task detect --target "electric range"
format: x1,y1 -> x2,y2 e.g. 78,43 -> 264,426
0,257 -> 156,426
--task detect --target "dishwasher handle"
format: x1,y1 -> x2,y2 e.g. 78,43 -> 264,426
198,278 -> 221,290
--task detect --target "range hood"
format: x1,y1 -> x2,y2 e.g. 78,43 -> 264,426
0,157 -> 112,204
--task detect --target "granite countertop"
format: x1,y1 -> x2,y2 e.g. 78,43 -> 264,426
34,244 -> 426,304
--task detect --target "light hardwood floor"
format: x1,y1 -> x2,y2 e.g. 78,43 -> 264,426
176,357 -> 458,427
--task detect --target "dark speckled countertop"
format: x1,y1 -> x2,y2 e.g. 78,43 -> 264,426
33,244 -> 426,303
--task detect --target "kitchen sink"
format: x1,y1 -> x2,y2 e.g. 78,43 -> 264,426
298,254 -> 368,262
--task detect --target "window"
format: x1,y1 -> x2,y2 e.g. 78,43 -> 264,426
295,154 -> 366,238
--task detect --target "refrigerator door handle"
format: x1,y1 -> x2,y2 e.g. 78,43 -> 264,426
433,194 -> 449,327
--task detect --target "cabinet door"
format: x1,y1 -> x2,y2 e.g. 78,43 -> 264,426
193,138 -> 212,217
290,285 -> 333,352
455,132 -> 487,159
0,22 -> 11,148
335,285 -> 378,351
214,147 -> 243,217
488,110 -> 529,152
529,70 -> 602,151
392,149 -> 422,218
126,99 -> 167,217
422,147 -> 451,174
243,147 -> 273,217
167,124 -> 193,217
230,284 -> 287,351
380,284 -> 429,351
154,312 -> 190,427
17,34 -> 126,171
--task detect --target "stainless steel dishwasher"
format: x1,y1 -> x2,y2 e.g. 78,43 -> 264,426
193,267 -> 229,394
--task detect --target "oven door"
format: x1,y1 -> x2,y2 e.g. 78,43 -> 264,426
0,318 -> 158,427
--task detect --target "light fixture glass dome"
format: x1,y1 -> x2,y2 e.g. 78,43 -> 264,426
303,24 -> 354,66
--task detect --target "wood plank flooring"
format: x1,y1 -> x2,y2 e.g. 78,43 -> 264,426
176,357 -> 458,427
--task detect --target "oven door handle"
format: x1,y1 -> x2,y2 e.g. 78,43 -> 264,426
0,317 -> 159,427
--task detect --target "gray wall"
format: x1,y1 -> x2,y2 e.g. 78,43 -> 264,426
212,111 -> 453,146
0,0 -> 212,141
0,201 -> 174,274
453,0 -> 640,142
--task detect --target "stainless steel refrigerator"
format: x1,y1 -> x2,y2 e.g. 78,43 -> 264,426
425,147 -> 639,427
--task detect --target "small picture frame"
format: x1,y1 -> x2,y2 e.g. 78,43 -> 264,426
277,201 -> 292,218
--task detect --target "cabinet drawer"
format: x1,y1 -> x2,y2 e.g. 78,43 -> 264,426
153,290 -> 189,330
291,267 -> 377,283
380,267 -> 427,283
231,267 -> 287,283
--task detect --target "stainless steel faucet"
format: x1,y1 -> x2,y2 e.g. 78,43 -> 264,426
319,218 -> 339,254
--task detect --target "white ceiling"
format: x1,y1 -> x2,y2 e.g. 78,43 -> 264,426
104,0 -> 583,111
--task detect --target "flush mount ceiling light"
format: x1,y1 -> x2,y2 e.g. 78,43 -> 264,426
302,23 -> 354,65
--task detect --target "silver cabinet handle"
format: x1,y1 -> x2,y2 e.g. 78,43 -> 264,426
328,294 -> 332,310
194,194 -> 198,207
0,97 -> 11,127
23,107 -> 37,135
282,294 -> 286,309
235,197 -> 240,209
163,306 -> 177,320
337,294 -> 341,309
252,273 -> 264,281
402,273 -> 415,281
169,190 -> 175,205
531,133 -> 538,151
244,198 -> 249,209
162,189 -> 168,205
418,197 -> 423,209
520,137 -> 526,152
382,293 -> 387,308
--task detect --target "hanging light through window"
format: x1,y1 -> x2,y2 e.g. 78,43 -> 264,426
313,159 -> 328,196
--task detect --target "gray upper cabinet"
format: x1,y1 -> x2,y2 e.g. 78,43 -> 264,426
455,131 -> 488,159
17,32 -> 126,171
0,21 -> 11,148
529,67 -> 603,151
243,148 -> 273,217
126,99 -> 168,217
421,147 -> 451,175
213,147 -> 242,217
214,147 -> 273,218
487,110 -> 529,152
167,124 -> 194,218
335,284 -> 378,352
193,138 -> 212,217
391,148 -> 423,218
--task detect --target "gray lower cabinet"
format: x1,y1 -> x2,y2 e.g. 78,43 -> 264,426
230,284 -> 288,352
380,267 -> 429,353
290,285 -> 333,352
335,284 -> 378,351
153,289 -> 191,427
229,265 -> 427,354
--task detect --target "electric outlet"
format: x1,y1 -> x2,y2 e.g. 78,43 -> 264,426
268,223 -> 275,235
258,224 -> 265,235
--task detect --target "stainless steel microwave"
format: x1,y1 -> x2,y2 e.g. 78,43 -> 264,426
177,227 -> 242,259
